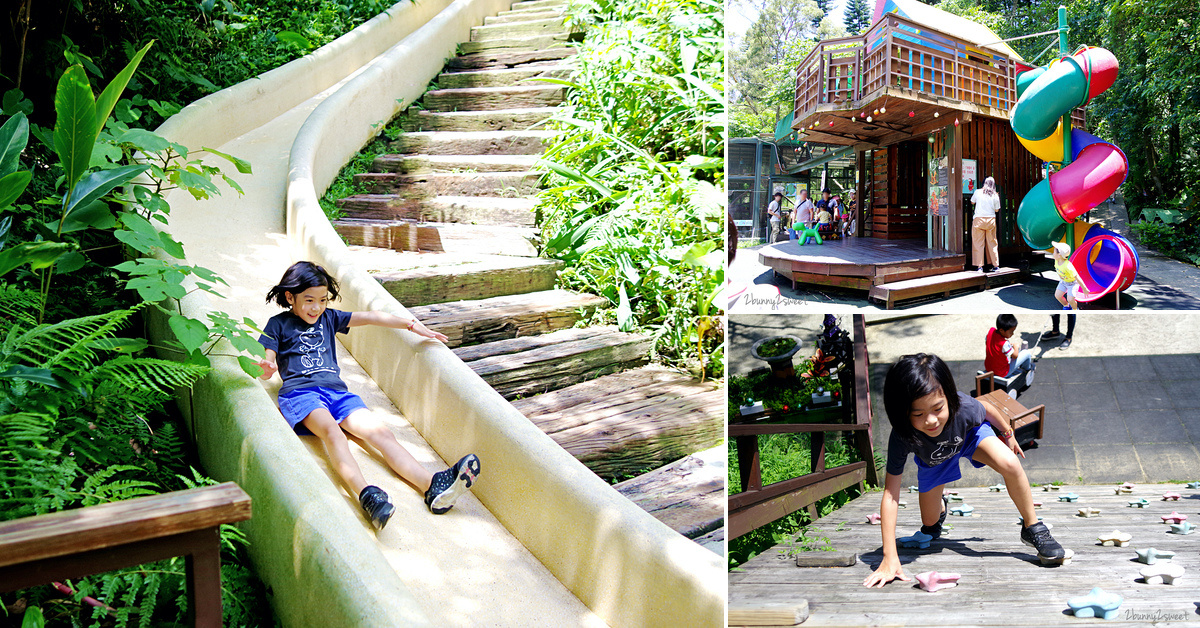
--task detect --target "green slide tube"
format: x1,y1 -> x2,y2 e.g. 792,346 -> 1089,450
1017,178 -> 1067,250
1011,57 -> 1086,141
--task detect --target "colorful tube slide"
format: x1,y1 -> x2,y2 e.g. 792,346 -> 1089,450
1011,46 -> 1137,301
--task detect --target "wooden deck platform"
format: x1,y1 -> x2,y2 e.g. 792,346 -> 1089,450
758,238 -> 966,291
730,483 -> 1200,627
868,267 -> 1022,309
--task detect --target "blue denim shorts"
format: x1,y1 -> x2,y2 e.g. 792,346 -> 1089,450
916,422 -> 996,492
277,386 -> 366,435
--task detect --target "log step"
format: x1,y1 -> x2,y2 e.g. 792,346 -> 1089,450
405,107 -> 558,132
437,66 -> 568,89
459,33 -> 573,55
471,18 -> 570,42
346,247 -> 561,307
393,130 -> 555,155
335,194 -> 537,226
511,365 -> 723,475
372,154 -> 540,174
408,289 -> 607,348
422,85 -> 564,112
614,444 -> 725,540
333,219 -> 537,257
445,48 -> 575,71
351,171 -> 542,197
455,327 -> 651,399
485,10 -> 565,25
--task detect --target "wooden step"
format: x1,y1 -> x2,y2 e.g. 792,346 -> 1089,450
333,219 -> 537,256
373,154 -> 540,174
486,10 -> 565,25
352,171 -> 541,197
344,246 -> 563,307
511,365 -> 724,476
422,85 -> 564,112
459,33 -> 573,55
437,66 -> 568,89
446,48 -> 575,71
471,18 -> 570,42
393,130 -> 555,155
408,289 -> 607,348
406,107 -> 557,132
455,327 -> 651,399
614,445 -> 725,540
336,194 -> 537,225
868,267 -> 1021,309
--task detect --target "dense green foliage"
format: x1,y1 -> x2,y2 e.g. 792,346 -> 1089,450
318,116 -> 406,222
843,0 -> 874,34
728,0 -> 840,138
728,432 -> 881,568
728,365 -> 843,415
2,0 -> 400,130
537,0 -> 725,375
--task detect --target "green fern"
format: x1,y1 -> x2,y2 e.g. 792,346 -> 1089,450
0,285 -> 43,327
79,465 -> 158,507
92,356 -> 211,396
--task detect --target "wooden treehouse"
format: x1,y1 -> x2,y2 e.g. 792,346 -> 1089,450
761,0 -> 1085,308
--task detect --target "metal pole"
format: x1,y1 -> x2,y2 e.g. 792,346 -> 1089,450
1058,5 -> 1075,250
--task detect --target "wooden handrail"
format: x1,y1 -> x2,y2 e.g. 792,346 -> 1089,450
0,482 -> 252,627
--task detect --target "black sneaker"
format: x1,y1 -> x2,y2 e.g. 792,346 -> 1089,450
359,485 -> 395,530
1021,520 -> 1065,560
920,495 -> 950,539
1042,330 -> 1062,340
424,453 -> 481,515
1060,336 -> 1072,349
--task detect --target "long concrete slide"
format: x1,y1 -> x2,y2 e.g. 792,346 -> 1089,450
141,0 -> 723,625
1011,46 -> 1137,301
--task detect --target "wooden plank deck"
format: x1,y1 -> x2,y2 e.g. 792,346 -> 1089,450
758,238 -> 966,291
730,483 -> 1200,627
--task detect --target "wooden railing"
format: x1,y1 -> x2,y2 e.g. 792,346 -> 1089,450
794,13 -> 1091,130
729,315 -> 881,539
0,482 -> 252,627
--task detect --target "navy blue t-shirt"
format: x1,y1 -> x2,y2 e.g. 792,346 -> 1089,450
258,308 -> 353,396
885,392 -> 988,475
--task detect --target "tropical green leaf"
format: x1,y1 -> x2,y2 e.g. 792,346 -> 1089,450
116,128 -> 172,153
54,251 -> 87,273
0,170 -> 32,209
168,315 -> 209,354
201,146 -> 252,174
276,31 -> 312,49
0,242 -> 73,276
53,65 -> 98,192
46,199 -> 116,234
88,337 -> 149,353
93,41 -> 154,140
20,605 -> 43,628
0,112 -> 29,176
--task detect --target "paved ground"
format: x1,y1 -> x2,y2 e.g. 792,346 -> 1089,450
728,198 -> 1200,312
730,313 -> 1200,486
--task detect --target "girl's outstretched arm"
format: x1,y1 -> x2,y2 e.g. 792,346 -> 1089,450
863,472 -> 909,588
257,349 -> 278,380
349,311 -> 449,343
983,402 -> 1023,458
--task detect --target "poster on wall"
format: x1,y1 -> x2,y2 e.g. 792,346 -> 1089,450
963,159 -> 977,193
928,156 -> 950,217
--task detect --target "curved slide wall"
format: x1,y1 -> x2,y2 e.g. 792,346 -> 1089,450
144,0 -> 723,626
1011,46 -> 1137,301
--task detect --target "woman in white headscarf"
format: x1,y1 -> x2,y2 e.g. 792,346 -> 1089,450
969,176 -> 1001,272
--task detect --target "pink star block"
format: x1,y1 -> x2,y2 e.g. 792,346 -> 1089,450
1162,512 -> 1188,524
1162,492 -> 1181,501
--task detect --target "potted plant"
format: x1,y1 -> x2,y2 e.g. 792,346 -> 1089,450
751,334 -> 802,379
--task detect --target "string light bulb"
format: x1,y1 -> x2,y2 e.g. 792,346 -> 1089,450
880,107 -> 887,114
909,111 -> 915,117
934,112 -> 940,118
867,116 -> 873,122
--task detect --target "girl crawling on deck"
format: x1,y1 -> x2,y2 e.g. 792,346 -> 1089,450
863,353 -> 1064,588
256,261 -> 481,530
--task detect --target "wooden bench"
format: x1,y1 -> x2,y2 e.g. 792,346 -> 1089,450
0,482 -> 251,627
975,372 -> 1046,447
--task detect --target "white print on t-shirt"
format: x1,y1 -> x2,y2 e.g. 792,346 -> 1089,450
297,324 -> 335,375
928,436 -> 963,465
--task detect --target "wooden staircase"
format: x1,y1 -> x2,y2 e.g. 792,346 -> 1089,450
332,0 -> 723,550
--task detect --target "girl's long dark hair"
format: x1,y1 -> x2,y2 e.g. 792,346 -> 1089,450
883,353 -> 960,446
265,261 -> 340,308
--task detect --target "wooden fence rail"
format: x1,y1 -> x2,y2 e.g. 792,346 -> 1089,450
729,315 -> 880,540
0,482 -> 252,627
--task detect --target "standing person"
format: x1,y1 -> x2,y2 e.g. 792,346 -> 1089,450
767,191 -> 784,243
256,261 -> 482,530
862,354 -> 1065,589
842,190 -> 858,237
1052,242 -> 1087,310
1044,314 -> 1076,349
970,176 -> 1002,272
795,189 -> 815,231
821,188 -> 840,223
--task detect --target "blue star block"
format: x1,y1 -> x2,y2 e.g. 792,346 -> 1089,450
950,504 -> 974,516
1058,493 -> 1080,502
1136,547 -> 1176,565
1067,588 -> 1123,619
898,531 -> 933,549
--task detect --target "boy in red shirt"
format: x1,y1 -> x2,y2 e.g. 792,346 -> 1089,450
985,314 -> 1035,394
